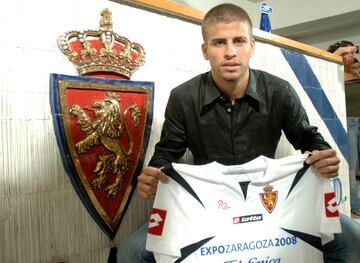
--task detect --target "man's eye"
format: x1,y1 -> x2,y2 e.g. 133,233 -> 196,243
213,40 -> 225,46
234,38 -> 246,45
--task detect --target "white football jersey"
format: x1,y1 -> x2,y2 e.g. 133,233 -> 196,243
146,154 -> 341,263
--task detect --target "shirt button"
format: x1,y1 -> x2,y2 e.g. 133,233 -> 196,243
227,108 -> 232,113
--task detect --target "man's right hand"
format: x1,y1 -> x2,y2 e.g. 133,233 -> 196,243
137,166 -> 169,200
334,45 -> 357,56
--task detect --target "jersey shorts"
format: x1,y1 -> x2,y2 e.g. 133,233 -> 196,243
146,154 -> 341,263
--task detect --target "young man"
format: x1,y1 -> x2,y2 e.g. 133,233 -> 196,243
117,4 -> 360,263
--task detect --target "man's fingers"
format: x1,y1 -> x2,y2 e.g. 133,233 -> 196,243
138,188 -> 156,200
306,149 -> 340,178
315,165 -> 340,179
136,166 -> 169,200
137,178 -> 157,200
157,168 -> 169,183
305,149 -> 337,165
310,156 -> 340,170
304,149 -> 340,178
142,166 -> 169,183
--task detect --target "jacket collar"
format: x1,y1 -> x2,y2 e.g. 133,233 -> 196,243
203,72 -> 222,106
246,69 -> 264,104
203,69 -> 264,106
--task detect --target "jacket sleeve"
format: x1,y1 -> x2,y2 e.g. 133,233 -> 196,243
148,88 -> 188,167
280,83 -> 331,152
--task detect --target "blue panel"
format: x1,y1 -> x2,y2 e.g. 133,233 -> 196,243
281,50 -> 348,161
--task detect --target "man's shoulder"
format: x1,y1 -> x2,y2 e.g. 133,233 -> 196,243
173,72 -> 207,91
169,72 -> 208,100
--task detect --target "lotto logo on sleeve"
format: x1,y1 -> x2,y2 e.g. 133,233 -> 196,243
148,208 -> 167,236
324,192 -> 339,217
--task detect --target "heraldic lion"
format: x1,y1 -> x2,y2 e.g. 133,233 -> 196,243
69,92 -> 141,198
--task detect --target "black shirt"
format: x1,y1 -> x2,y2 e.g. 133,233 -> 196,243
149,69 -> 330,167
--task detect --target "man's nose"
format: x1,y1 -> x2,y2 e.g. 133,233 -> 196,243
225,43 -> 236,57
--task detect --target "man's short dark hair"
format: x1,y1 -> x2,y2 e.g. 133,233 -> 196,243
201,3 -> 253,41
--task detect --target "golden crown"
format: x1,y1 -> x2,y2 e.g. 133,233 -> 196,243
57,9 -> 145,79
263,184 -> 273,193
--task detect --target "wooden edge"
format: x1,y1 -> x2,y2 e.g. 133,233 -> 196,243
117,0 -> 343,64
117,0 -> 204,22
253,28 -> 343,64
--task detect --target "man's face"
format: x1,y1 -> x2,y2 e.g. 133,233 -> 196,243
201,21 -> 255,84
342,45 -> 355,66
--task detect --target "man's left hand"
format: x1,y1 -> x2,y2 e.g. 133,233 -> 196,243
305,149 -> 340,178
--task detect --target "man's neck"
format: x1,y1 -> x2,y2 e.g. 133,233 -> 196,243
344,66 -> 359,81
213,70 -> 250,104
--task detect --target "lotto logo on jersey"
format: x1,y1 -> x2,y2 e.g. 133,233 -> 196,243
233,214 -> 263,224
148,208 -> 167,236
324,192 -> 339,217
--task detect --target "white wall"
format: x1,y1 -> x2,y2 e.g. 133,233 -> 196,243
296,27 -> 360,52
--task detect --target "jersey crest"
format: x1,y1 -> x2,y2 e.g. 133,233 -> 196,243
260,184 -> 278,213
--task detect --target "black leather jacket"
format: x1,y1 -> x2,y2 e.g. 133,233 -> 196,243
149,69 -> 330,167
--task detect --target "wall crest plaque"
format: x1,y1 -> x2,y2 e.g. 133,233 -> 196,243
50,9 -> 153,239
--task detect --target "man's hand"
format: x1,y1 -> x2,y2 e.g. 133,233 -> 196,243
137,166 -> 168,200
305,149 -> 340,178
334,45 -> 357,56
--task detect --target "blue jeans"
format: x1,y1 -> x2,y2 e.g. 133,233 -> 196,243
347,117 -> 360,211
117,223 -> 155,263
116,214 -> 360,263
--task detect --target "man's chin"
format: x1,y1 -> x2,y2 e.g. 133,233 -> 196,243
222,73 -> 241,81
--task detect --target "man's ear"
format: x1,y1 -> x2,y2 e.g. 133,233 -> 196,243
202,43 -> 209,60
250,38 -> 256,58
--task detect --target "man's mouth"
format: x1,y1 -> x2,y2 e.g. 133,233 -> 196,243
222,62 -> 240,71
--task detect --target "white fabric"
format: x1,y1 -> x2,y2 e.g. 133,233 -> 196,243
146,154 -> 341,263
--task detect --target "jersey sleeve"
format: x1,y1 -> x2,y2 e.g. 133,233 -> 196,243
318,177 -> 342,244
145,179 -> 183,259
145,174 -> 215,262
279,166 -> 341,245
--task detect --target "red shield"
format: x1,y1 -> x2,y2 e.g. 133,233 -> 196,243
260,184 -> 278,214
50,73 -> 153,239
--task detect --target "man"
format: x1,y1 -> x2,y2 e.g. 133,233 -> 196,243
117,3 -> 359,263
